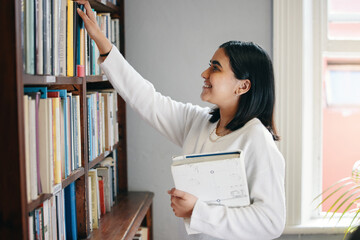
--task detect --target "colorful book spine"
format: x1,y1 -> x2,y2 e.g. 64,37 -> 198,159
48,90 -> 69,178
47,92 -> 62,184
67,0 -> 74,76
65,182 -> 77,240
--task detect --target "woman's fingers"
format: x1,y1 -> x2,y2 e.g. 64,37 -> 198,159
83,1 -> 97,22
76,7 -> 90,23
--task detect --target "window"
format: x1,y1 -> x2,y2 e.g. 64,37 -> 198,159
321,0 -> 360,213
273,0 -> 360,232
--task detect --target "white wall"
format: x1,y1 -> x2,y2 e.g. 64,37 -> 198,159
124,0 -> 344,239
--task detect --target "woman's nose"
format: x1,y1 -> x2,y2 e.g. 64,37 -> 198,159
201,68 -> 209,79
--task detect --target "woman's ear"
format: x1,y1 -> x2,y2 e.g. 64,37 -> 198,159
235,79 -> 251,96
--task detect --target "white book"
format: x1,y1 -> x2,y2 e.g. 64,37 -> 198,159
67,93 -> 73,172
76,95 -> 82,167
49,196 -> 57,240
88,176 -> 93,231
171,150 -> 250,234
28,97 -> 38,200
61,190 -> 66,238
29,212 -> 34,240
114,19 -> 120,50
112,91 -> 118,144
43,0 -> 52,75
24,96 -> 31,202
52,0 -> 60,76
35,0 -> 43,75
108,92 -> 114,147
58,0 -> 67,76
101,96 -> 105,153
43,200 -> 50,240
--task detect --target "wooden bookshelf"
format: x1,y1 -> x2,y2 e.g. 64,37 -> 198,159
0,1 -> 153,240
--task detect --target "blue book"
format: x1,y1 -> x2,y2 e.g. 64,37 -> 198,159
24,86 -> 48,99
65,182 -> 77,240
34,208 -> 40,240
87,96 -> 92,161
48,89 -> 69,178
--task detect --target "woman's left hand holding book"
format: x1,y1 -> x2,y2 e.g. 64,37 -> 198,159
168,188 -> 198,218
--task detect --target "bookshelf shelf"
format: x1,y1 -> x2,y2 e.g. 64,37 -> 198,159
23,74 -> 83,85
89,0 -> 121,13
27,194 -> 53,213
86,74 -> 108,83
1,0 -> 153,239
62,167 -> 85,189
89,192 -> 154,240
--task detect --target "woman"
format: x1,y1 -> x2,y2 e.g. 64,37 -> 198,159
77,1 -> 285,239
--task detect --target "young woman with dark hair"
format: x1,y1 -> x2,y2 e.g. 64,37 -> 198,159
77,1 -> 285,239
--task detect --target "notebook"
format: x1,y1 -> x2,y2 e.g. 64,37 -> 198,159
171,150 -> 250,234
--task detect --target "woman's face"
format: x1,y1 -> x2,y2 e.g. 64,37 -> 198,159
200,48 -> 244,109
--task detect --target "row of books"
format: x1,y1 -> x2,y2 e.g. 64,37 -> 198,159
22,0 -> 121,77
28,183 -> 77,240
87,89 -> 119,161
24,87 -> 82,202
88,154 -> 118,230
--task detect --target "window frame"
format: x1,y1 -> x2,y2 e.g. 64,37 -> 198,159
273,0 -> 360,234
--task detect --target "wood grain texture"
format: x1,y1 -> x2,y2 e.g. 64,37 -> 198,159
89,192 -> 154,240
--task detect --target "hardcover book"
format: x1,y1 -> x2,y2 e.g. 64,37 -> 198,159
171,150 -> 250,234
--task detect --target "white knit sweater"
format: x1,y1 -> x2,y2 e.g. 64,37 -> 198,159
100,46 -> 286,240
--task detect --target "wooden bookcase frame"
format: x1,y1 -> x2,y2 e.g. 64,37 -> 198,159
0,1 -> 153,239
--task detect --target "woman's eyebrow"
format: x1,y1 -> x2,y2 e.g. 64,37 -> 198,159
210,60 -> 222,68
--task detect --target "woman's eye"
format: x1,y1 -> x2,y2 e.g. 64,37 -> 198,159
209,64 -> 218,72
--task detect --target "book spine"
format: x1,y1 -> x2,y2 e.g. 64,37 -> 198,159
52,0 -> 60,76
65,182 -> 77,240
24,96 -> 31,202
73,1 -> 78,76
67,95 -> 72,173
76,96 -> 82,167
39,98 -> 51,193
87,96 -> 92,161
66,0 -> 74,76
43,0 -> 52,75
35,0 -> 43,75
53,97 -> 62,184
28,96 -> 38,200
59,0 -> 67,76
25,0 -> 35,74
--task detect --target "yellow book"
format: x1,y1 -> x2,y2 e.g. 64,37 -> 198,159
49,95 -> 62,184
67,0 -> 74,76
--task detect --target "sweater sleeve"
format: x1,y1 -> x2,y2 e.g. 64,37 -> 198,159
99,45 -> 204,147
189,128 -> 286,240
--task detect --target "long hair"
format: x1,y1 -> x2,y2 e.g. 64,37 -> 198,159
209,41 -> 279,141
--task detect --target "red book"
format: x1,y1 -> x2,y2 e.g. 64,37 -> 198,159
98,178 -> 106,215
